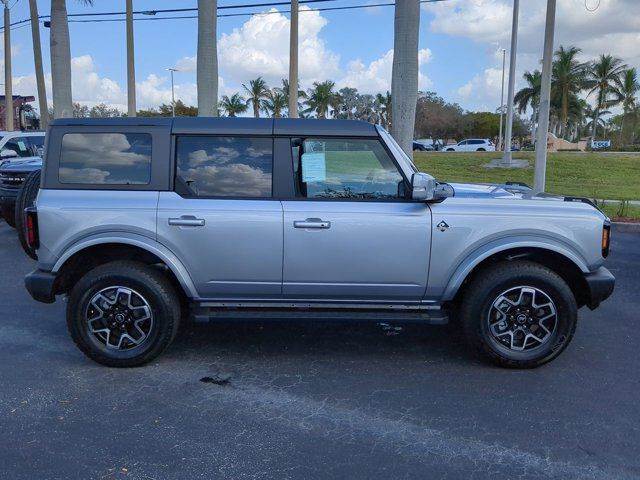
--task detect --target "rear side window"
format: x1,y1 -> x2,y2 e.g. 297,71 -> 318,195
59,133 -> 152,185
175,136 -> 272,198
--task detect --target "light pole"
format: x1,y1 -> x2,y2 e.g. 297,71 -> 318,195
501,0 -> 520,165
126,0 -> 136,117
533,0 -> 557,193
288,0 -> 299,118
166,68 -> 178,116
498,49 -> 506,151
3,0 -> 13,131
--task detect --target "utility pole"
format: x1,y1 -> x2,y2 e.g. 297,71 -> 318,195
3,0 -> 13,131
288,0 -> 299,118
533,0 -> 557,193
167,68 -> 177,116
498,48 -> 506,151
126,0 -> 136,117
501,0 -> 519,165
29,0 -> 49,130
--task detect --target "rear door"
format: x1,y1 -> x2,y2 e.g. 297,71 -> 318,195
281,136 -> 432,302
157,135 -> 283,300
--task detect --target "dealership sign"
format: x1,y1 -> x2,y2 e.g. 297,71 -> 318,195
592,140 -> 611,149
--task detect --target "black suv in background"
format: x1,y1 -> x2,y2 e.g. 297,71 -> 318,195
0,157 -> 42,227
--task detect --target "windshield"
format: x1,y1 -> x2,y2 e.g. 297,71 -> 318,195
376,126 -> 418,174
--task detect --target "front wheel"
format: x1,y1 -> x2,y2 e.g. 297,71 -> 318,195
459,261 -> 577,368
66,261 -> 181,367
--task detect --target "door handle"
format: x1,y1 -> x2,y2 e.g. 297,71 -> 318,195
168,216 -> 205,227
293,218 -> 331,229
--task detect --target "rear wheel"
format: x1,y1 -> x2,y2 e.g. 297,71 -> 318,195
459,261 -> 577,368
66,261 -> 181,367
476,148 -> 486,151
15,170 -> 41,259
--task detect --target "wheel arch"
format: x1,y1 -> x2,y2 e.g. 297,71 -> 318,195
443,245 -> 590,308
52,236 -> 198,300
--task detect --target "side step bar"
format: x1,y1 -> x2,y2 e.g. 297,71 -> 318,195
190,305 -> 449,325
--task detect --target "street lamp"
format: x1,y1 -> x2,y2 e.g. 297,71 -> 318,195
501,0 -> 520,165
166,68 -> 178,117
498,49 -> 506,151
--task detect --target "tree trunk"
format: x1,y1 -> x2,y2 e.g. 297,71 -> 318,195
29,0 -> 49,129
50,0 -> 73,119
390,0 -> 420,156
126,0 -> 136,117
197,0 -> 218,117
288,0 -> 298,118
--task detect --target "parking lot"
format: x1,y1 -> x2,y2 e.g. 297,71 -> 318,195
1,220 -> 639,480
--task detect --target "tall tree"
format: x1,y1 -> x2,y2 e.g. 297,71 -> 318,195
281,78 -> 306,116
551,46 -> 587,138
29,0 -> 49,129
264,89 -> 287,118
514,70 -> 542,140
220,93 -> 248,117
126,0 -> 136,117
375,91 -> 392,129
304,81 -> 338,118
197,0 -> 218,116
390,0 -> 420,155
615,68 -> 639,142
585,54 -> 627,139
50,0 -> 93,119
242,77 -> 269,118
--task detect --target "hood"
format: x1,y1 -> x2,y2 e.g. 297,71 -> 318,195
0,156 -> 42,172
449,182 -> 536,199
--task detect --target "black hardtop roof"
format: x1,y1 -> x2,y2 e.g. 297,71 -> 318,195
50,117 -> 378,137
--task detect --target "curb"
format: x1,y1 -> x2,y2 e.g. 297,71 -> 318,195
612,222 -> 640,233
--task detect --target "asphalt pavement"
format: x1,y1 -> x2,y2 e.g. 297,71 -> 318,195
0,220 -> 638,480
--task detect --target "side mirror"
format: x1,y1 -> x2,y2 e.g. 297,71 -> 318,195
411,172 -> 436,201
1,149 -> 18,159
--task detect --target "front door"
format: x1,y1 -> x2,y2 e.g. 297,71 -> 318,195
282,137 -> 432,302
157,135 -> 283,299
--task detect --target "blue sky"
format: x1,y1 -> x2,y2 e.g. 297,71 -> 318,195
5,0 -> 640,114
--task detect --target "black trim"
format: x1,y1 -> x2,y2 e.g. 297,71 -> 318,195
583,266 -> 615,310
24,269 -> 57,304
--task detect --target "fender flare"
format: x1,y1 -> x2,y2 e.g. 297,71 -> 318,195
440,236 -> 590,302
52,233 -> 199,298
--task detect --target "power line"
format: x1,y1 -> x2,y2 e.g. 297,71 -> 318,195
0,0 -> 448,31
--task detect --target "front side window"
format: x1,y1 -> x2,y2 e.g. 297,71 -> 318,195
294,138 -> 405,200
175,136 -> 272,198
59,133 -> 151,185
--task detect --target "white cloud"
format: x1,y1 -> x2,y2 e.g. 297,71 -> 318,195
218,6 -> 340,86
338,48 -> 433,93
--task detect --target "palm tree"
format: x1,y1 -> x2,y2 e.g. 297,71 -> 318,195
50,0 -> 93,119
197,0 -> 218,116
615,68 -> 639,142
264,89 -> 287,118
29,0 -> 49,128
585,54 -> 627,139
280,78 -> 306,116
375,91 -> 392,129
551,46 -> 587,138
390,0 -> 420,155
304,80 -> 339,118
242,77 -> 269,118
514,70 -> 542,141
220,93 -> 248,117
584,104 -> 610,137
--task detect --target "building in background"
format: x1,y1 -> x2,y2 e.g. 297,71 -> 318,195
0,95 -> 40,131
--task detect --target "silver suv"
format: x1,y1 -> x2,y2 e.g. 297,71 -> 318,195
24,118 -> 614,368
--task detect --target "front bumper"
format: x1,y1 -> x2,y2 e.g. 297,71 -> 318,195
25,269 -> 57,304
584,266 -> 615,310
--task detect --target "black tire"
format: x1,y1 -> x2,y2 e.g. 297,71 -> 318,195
446,148 -> 455,152
15,170 -> 41,259
476,148 -> 486,152
66,261 -> 181,367
1,204 -> 16,227
459,260 -> 577,368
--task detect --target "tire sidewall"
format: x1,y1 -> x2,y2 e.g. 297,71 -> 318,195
67,271 -> 175,364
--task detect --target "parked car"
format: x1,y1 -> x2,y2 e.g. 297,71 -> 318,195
24,118 -> 614,369
0,131 -> 45,160
413,141 -> 433,152
0,156 -> 42,227
445,139 -> 496,152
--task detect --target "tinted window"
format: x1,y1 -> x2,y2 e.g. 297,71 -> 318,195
294,138 -> 405,200
175,136 -> 272,198
59,133 -> 151,184
3,138 -> 34,158
469,140 -> 485,145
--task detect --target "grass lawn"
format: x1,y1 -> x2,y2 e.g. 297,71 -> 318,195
413,152 -> 640,202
